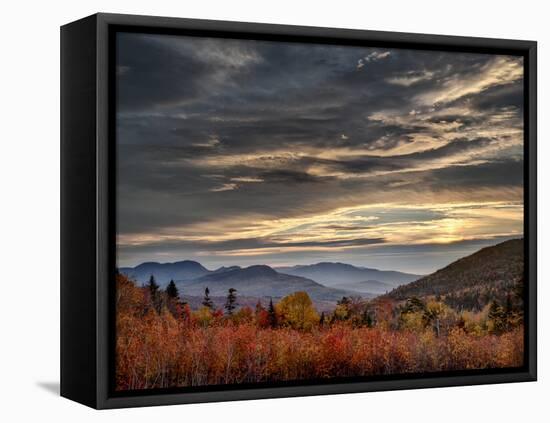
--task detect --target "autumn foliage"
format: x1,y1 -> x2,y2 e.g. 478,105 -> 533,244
115,274 -> 524,391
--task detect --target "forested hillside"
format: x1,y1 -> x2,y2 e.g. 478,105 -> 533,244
386,239 -> 524,311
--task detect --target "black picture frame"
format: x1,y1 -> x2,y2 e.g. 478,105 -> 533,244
61,12 -> 537,409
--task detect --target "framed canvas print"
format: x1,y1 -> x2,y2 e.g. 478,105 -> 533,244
60,13 -> 537,409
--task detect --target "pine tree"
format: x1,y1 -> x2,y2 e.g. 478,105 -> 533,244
362,309 -> 373,327
202,287 -> 213,309
166,280 -> 179,299
268,298 -> 277,328
319,311 -> 325,326
225,288 -> 237,315
146,275 -> 161,314
366,313 -> 374,328
146,274 -> 159,296
165,279 -> 181,318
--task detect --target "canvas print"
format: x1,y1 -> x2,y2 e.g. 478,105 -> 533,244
114,32 -> 525,392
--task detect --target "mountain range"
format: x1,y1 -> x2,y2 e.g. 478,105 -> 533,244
276,263 -> 422,294
119,259 -> 422,299
119,260 -> 209,284
119,261 -> 367,301
177,265 -> 359,301
119,239 -> 523,307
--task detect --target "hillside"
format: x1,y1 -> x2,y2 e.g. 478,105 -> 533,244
179,265 -> 362,302
385,239 -> 524,310
276,262 -> 421,294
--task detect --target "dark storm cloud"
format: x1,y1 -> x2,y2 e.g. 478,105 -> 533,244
117,37 -> 523,163
117,39 -> 507,154
115,32 -> 524,269
117,34 -> 208,111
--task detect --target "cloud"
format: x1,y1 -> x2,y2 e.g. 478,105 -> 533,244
365,51 -> 391,62
357,50 -> 390,69
386,70 -> 435,86
191,137 -> 220,148
415,56 -> 523,106
116,33 -> 208,111
210,183 -> 238,192
230,177 -> 264,183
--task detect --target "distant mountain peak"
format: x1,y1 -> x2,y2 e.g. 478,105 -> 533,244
213,265 -> 241,274
243,264 -> 278,275
171,260 -> 205,267
119,259 -> 209,285
135,261 -> 160,267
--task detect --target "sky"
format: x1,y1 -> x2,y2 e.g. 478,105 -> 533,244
115,32 -> 524,274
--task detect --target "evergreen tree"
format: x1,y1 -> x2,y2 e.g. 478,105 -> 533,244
165,279 -> 182,318
146,274 -> 159,296
267,298 -> 277,328
362,309 -> 373,327
202,287 -> 213,309
225,288 -> 238,315
366,312 -> 374,328
319,311 -> 325,326
166,280 -> 179,299
146,275 -> 162,314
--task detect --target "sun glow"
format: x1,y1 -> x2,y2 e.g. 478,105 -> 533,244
118,200 -> 523,259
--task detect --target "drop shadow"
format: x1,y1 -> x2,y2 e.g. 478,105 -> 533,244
36,381 -> 60,396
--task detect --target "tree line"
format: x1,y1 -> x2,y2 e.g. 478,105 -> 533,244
134,273 -> 522,337
115,272 -> 524,391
